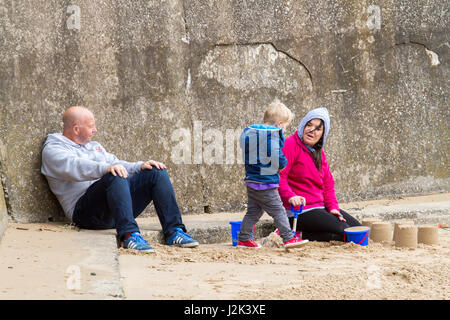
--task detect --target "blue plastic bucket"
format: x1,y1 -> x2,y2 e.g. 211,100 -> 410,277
229,221 -> 254,246
344,226 -> 370,246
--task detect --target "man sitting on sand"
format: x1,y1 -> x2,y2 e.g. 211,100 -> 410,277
41,106 -> 199,253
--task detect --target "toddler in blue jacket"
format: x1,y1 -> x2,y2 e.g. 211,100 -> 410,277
238,100 -> 309,248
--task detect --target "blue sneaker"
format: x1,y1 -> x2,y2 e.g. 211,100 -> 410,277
166,228 -> 199,248
123,232 -> 155,253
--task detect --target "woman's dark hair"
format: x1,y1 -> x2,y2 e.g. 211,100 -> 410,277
311,120 -> 324,171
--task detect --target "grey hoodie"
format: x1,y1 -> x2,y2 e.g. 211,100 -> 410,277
297,107 -> 331,149
41,133 -> 143,221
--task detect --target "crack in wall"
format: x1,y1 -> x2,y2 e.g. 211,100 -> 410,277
395,40 -> 431,50
214,41 -> 314,86
395,40 -> 440,66
181,15 -> 190,44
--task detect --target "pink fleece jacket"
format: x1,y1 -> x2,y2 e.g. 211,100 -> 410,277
278,131 -> 340,213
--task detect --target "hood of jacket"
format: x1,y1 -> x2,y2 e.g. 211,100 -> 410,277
297,107 -> 330,147
43,132 -> 79,148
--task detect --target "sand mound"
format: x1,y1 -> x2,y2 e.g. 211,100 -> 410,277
118,229 -> 450,299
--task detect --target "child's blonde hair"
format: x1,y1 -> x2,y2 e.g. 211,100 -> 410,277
263,100 -> 294,125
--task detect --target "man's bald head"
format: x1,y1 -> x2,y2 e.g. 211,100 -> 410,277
62,106 -> 97,145
63,106 -> 93,131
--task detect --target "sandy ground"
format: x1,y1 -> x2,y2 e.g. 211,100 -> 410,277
0,223 -> 97,299
119,228 -> 450,300
0,193 -> 449,300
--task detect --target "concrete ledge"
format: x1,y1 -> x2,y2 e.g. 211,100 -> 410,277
140,218 -> 275,245
74,229 -> 123,298
138,193 -> 450,245
0,223 -> 123,299
341,196 -> 450,224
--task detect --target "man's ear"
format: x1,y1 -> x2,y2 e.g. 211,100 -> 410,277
73,125 -> 80,135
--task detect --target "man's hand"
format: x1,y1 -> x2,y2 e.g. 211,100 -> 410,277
141,160 -> 167,170
108,164 -> 129,178
288,196 -> 306,207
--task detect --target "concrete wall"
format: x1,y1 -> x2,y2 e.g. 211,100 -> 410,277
0,0 -> 448,222
0,178 -> 8,240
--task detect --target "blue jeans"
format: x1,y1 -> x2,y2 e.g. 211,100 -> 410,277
72,169 -> 186,240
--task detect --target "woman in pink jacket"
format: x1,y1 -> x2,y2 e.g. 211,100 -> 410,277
278,107 -> 361,241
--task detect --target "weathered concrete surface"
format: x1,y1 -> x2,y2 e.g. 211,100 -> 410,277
0,177 -> 7,241
0,0 -> 448,222
0,223 -> 123,299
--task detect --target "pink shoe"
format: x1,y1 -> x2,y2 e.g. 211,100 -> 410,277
294,231 -> 303,239
237,239 -> 262,249
284,237 -> 309,248
275,229 -> 303,239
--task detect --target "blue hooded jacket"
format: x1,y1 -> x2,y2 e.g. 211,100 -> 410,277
239,124 -> 288,184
